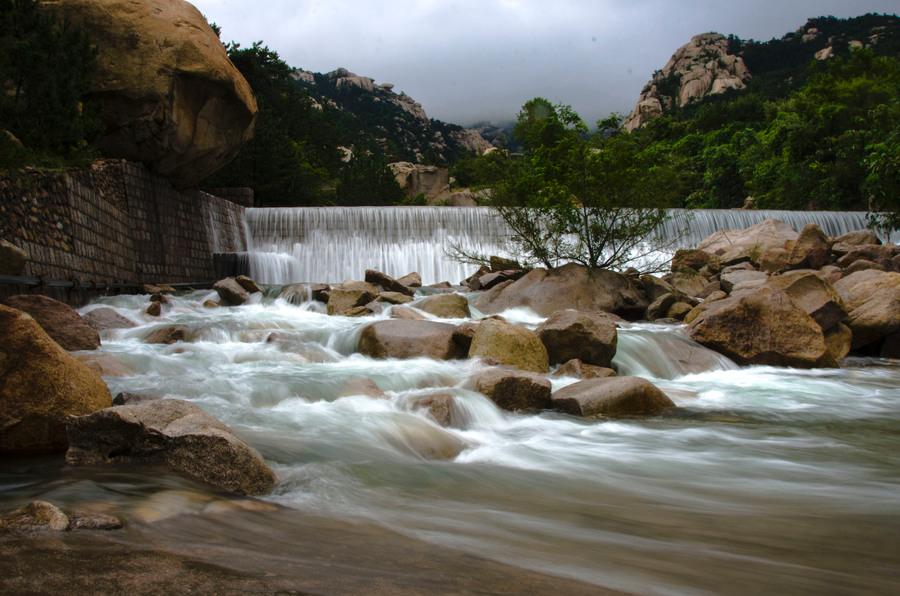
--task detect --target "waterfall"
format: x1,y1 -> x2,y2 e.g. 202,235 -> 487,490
244,207 -> 894,285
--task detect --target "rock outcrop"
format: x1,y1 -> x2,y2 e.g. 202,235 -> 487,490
4,295 -> 100,351
388,162 -> 449,201
66,399 -> 277,496
0,305 -> 111,454
624,33 -> 750,131
40,0 -> 257,187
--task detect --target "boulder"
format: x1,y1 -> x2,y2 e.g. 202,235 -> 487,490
834,271 -> 900,349
407,392 -> 456,427
688,286 -> 832,368
40,0 -> 257,187
720,270 -> 767,294
213,277 -> 250,306
390,306 -> 428,321
552,359 -> 616,379
338,378 -> 385,399
832,230 -> 881,253
639,274 -> 675,303
646,293 -> 679,321
365,269 -> 415,296
536,310 -> 617,367
824,323 -> 852,363
765,271 -> 847,330
0,305 -> 112,454
474,263 -> 647,319
142,284 -> 176,294
279,283 -> 330,304
551,377 -> 674,418
4,295 -> 100,351
837,245 -> 898,269
82,307 -> 137,332
235,275 -> 262,294
145,326 -> 188,344
0,501 -> 69,533
358,320 -> 465,360
672,249 -> 719,273
67,511 -> 123,531
397,272 -> 422,288
490,256 -> 522,272
668,268 -> 708,297
66,399 -> 277,496
667,302 -> 694,320
697,219 -> 798,266
74,352 -> 133,377
468,319 -> 549,373
416,294 -> 470,318
0,239 -> 26,276
785,224 -> 832,270
760,247 -> 791,273
844,259 -> 886,275
327,288 -> 376,315
377,291 -> 413,305
467,369 -> 551,412
145,302 -> 162,317
113,392 -> 161,406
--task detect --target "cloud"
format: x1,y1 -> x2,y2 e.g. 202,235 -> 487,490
193,0 -> 898,125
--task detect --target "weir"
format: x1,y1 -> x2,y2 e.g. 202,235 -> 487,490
242,207 -> 894,285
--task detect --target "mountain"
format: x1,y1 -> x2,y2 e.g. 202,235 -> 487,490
625,14 -> 900,130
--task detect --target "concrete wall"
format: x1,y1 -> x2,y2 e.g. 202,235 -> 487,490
0,160 -> 247,285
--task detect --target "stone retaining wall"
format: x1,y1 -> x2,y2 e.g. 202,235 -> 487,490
0,160 -> 247,285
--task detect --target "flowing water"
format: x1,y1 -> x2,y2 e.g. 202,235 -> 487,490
3,290 -> 898,595
243,207 -> 897,285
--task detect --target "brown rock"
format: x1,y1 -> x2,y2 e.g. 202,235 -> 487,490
837,245 -> 898,269
832,230 -> 881,253
145,326 -> 188,344
667,302 -> 694,320
843,259 -> 886,275
66,399 -> 277,496
824,323 -> 852,363
358,320 -> 465,360
390,306 -> 427,321
235,275 -> 262,294
720,270 -> 767,293
213,277 -> 250,306
377,291 -> 413,305
640,274 -> 675,302
451,322 -> 478,352
551,377 -> 674,418
0,239 -> 27,276
4,295 -> 100,351
146,302 -> 162,317
475,263 -> 647,319
397,272 -> 422,288
834,271 -> 900,349
552,359 -> 616,379
73,352 -> 133,377
688,286 -> 832,368
417,294 -> 471,318
765,271 -> 847,331
0,305 -> 112,454
40,0 -> 257,187
760,247 -> 791,273
113,392 -> 161,406
672,249 -> 719,273
0,501 -> 69,533
407,392 -> 456,426
490,255 -> 521,272
647,293 -> 679,321
697,219 -> 798,266
67,511 -> 123,531
668,268 -> 708,297
338,378 -> 385,399
467,369 -> 551,412
278,283 -> 330,304
786,224 -> 832,270
82,307 -> 136,332
469,319 -> 549,373
327,288 -> 376,315
365,270 -> 415,296
536,310 -> 617,367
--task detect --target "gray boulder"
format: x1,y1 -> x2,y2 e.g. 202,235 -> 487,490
551,377 -> 674,417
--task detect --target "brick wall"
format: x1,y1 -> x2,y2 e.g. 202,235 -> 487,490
0,160 -> 247,285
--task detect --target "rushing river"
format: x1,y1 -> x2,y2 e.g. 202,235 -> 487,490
2,290 -> 900,594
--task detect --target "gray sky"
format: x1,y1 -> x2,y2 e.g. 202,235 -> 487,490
193,0 -> 899,126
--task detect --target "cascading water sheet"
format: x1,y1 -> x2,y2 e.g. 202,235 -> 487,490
244,207 -> 893,285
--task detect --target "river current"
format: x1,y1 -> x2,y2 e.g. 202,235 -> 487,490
3,289 -> 898,594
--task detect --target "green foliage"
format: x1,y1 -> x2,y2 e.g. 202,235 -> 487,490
335,154 -> 403,206
0,0 -> 99,169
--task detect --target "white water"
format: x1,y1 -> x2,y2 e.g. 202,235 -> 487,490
2,292 -> 896,594
243,207 -> 894,285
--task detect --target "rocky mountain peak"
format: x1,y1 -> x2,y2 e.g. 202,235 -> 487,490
624,32 -> 750,131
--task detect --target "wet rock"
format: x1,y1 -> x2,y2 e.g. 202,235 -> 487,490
73,353 -> 133,377
146,302 -> 162,317
0,305 -> 112,454
149,293 -> 170,304
67,511 -> 123,531
688,286 -> 833,368
824,323 -> 853,363
145,326 -> 188,345
365,269 -> 415,296
113,392 -> 161,406
202,498 -> 279,515
407,392 -> 456,427
467,369 -> 551,412
328,288 -> 376,315
397,272 -> 422,288
697,219 -> 798,266
383,416 -> 467,460
82,307 -> 137,332
786,224 -> 832,270
4,295 -> 100,351
202,299 -> 219,308
0,239 -> 27,276
552,359 -> 616,379
279,283 -> 330,304
0,501 -> 69,533
339,378 -> 386,399
235,275 -> 262,294
213,277 -> 250,306
536,310 -> 617,367
377,291 -> 413,305
551,377 -> 675,418
416,294 -> 471,318
766,271 -> 847,330
469,319 -> 549,373
358,320 -> 466,360
342,306 -> 372,317
390,306 -> 428,321
833,270 -> 900,350
66,399 -> 277,496
475,263 -> 647,320
40,0 -> 257,187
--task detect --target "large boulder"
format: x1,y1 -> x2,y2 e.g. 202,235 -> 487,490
536,310 -> 617,367
697,219 -> 798,266
468,319 -> 549,373
328,288 -> 375,315
765,271 -> 847,331
0,239 -> 27,276
4,295 -> 100,351
474,263 -> 648,319
467,369 -> 551,412
213,277 -> 250,306
833,270 -> 900,349
551,377 -> 674,418
416,294 -> 470,318
836,245 -> 898,270
67,400 -> 276,496
785,224 -> 832,270
365,269 -> 415,296
82,307 -> 137,332
552,359 -> 616,379
0,305 -> 111,454
688,286 -> 833,368
40,0 -> 257,187
0,501 -> 69,533
668,268 -> 708,297
358,320 -> 466,360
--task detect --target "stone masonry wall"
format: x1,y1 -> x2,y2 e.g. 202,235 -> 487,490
0,160 -> 247,285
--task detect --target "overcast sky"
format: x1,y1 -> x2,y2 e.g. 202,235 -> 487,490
193,0 -> 898,126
